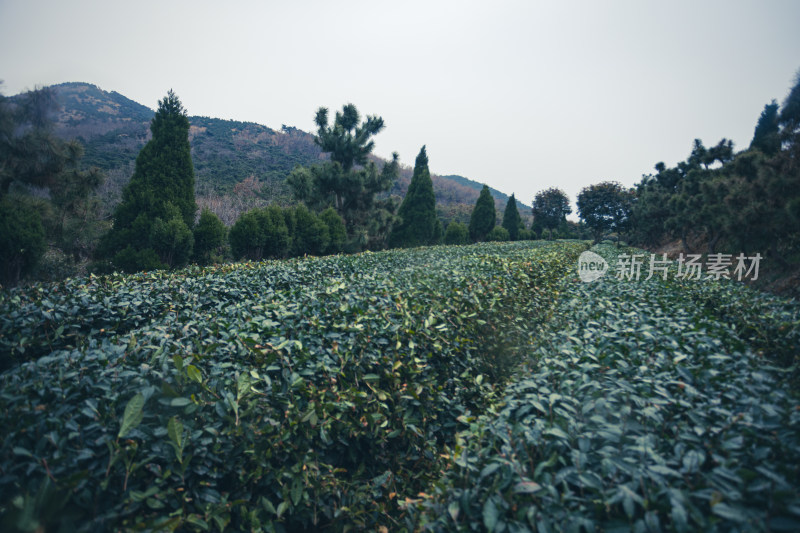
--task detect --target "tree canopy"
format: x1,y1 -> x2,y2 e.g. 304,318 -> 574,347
501,194 -> 522,241
390,146 -> 442,247
98,90 -> 196,271
287,103 -> 399,250
532,188 -> 571,234
577,181 -> 633,243
468,185 -> 496,242
0,85 -> 104,284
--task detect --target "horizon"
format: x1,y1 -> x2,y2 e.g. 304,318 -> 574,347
2,0 -> 799,215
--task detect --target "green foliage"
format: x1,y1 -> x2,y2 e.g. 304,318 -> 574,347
228,210 -> 263,261
414,245 -> 800,531
319,207 -> 346,254
112,245 -> 165,274
0,86 -> 105,274
750,100 -> 781,155
501,194 -> 522,241
0,241 -> 584,530
390,146 -> 440,248
99,90 -> 196,271
192,209 -> 227,265
629,71 -> 800,264
150,215 -> 194,268
290,204 -> 329,256
486,226 -> 510,242
444,221 -> 469,245
577,181 -> 633,243
779,69 -> 800,138
0,197 -> 46,286
468,185 -> 496,242
229,206 -> 290,261
287,104 -> 399,250
531,188 -> 571,233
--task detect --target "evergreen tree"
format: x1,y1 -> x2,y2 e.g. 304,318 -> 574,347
292,204 -> 329,256
0,196 -> 46,286
501,194 -> 522,241
390,146 -> 440,247
229,210 -> 264,261
98,90 -> 196,271
444,221 -> 468,245
1,86 -> 105,279
320,207 -> 346,254
287,103 -> 399,250
468,185 -> 496,242
486,226 -> 510,242
750,101 -> 781,155
193,208 -> 227,264
228,206 -> 289,261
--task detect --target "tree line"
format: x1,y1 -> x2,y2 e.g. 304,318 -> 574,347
566,70 -> 800,264
0,90 -> 569,285
3,69 -> 798,285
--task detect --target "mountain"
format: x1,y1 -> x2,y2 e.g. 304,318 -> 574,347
440,174 -> 530,211
32,83 -> 529,224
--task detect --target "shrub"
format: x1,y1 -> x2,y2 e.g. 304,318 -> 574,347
486,226 -> 510,242
320,207 -> 346,254
518,228 -> 534,241
193,209 -> 227,264
291,205 -> 329,256
229,206 -> 289,261
444,221 -> 468,245
0,241 -> 584,530
229,210 -> 264,260
112,245 -> 165,273
0,196 -> 46,286
150,216 -> 194,268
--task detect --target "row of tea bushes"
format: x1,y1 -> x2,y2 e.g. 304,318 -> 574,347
0,241 -> 586,531
413,247 -> 800,531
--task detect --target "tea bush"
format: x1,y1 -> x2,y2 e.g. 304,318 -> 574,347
0,241 -> 584,531
413,246 -> 800,532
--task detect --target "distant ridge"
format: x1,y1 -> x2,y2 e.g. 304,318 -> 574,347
19,82 -> 530,222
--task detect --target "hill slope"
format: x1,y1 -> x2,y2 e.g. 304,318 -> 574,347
35,83 -> 530,222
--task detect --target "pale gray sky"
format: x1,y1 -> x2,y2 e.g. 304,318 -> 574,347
2,0 -> 799,210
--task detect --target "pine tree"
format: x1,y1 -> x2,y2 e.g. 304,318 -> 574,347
98,90 -> 196,271
501,194 -> 522,241
390,146 -> 440,247
750,100 -> 781,156
286,103 -> 399,250
468,185 -> 496,242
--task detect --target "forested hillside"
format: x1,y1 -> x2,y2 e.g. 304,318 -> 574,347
36,83 -> 526,224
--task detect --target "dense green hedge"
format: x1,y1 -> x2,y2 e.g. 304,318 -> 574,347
413,244 -> 800,532
0,241 -> 584,531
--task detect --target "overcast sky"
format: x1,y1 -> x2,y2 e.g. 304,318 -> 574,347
2,0 -> 799,211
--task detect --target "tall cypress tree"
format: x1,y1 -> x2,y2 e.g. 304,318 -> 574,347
469,185 -> 496,242
750,100 -> 780,156
390,146 -> 440,247
98,90 -> 196,271
501,194 -> 522,241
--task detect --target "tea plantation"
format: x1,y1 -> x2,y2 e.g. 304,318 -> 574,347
1,241 -> 799,532
412,244 -> 800,532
